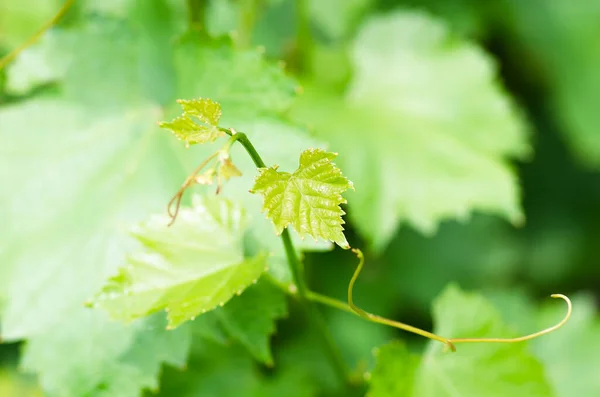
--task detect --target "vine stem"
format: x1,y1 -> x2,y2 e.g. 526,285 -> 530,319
0,0 -> 76,70
223,128 -> 351,386
295,0 -> 313,72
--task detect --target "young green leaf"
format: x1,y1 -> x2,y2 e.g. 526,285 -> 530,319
178,98 -> 222,125
159,98 -> 225,146
251,148 -> 353,249
368,285 -> 554,397
92,195 -> 268,329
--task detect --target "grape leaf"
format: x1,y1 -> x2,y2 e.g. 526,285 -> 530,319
92,195 -> 268,329
159,98 -> 225,145
21,313 -> 190,397
251,149 -> 353,249
215,280 -> 287,365
368,285 -> 553,397
369,342 -> 419,396
156,340 -> 317,397
174,36 -> 298,120
293,10 -> 530,251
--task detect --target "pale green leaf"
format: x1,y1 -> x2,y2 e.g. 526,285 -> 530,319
174,38 -> 298,119
368,285 -> 553,397
177,97 -> 222,126
215,281 -> 287,365
0,98 -> 191,396
252,148 -> 353,249
160,97 -> 226,147
159,115 -> 224,145
93,195 -> 268,329
293,11 -> 530,251
21,313 -> 190,397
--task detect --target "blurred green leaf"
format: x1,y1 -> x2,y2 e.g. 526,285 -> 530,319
294,10 -> 530,251
368,342 -> 419,396
502,0 -> 600,168
0,0 -> 64,48
21,313 -> 190,397
368,285 -> 553,397
174,37 -> 298,121
308,0 -> 374,39
155,340 -> 317,397
252,149 -> 353,248
0,98 -> 190,396
214,280 -> 288,365
93,195 -> 268,329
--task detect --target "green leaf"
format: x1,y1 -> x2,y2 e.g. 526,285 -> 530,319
369,342 -> 420,396
0,98 -> 190,396
159,115 -> 223,146
215,280 -> 287,365
21,313 -> 190,397
92,195 -> 268,329
368,285 -> 553,397
177,98 -> 222,126
156,340 -> 317,397
174,37 -> 298,120
251,148 -> 353,249
159,98 -> 225,146
293,11 -> 530,251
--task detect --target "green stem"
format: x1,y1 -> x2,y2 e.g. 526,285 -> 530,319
226,128 -> 351,386
280,230 -> 350,386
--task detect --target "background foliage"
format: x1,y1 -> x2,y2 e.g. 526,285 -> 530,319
1,0 -> 600,396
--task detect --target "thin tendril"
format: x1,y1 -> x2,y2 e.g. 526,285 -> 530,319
167,151 -> 219,225
448,294 -> 572,346
0,0 -> 76,70
347,248 -> 572,352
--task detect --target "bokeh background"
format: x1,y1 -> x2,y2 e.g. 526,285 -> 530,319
1,0 -> 599,396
